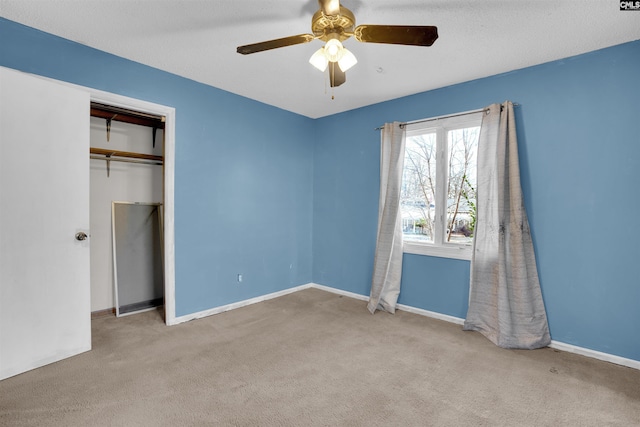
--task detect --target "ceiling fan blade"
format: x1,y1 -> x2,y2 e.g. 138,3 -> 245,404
237,34 -> 315,55
329,62 -> 346,87
318,0 -> 341,16
353,25 -> 438,47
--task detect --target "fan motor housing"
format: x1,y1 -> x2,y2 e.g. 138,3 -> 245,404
312,7 -> 356,42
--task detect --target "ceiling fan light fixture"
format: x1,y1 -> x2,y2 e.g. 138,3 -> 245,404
324,38 -> 344,63
309,48 -> 329,71
236,1 -> 439,89
338,48 -> 357,72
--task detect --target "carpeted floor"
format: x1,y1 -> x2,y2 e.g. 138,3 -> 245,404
1,288 -> 639,426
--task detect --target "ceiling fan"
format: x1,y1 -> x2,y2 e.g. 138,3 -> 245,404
236,0 -> 438,87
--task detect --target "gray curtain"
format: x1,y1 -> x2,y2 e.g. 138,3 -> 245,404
463,102 -> 551,349
368,122 -> 405,314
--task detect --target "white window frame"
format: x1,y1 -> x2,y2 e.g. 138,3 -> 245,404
402,111 -> 483,261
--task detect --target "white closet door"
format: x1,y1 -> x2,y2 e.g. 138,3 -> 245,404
0,67 -> 91,380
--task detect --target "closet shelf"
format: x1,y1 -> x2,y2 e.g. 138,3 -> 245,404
90,147 -> 163,162
90,103 -> 165,130
91,102 -> 164,147
90,148 -> 163,178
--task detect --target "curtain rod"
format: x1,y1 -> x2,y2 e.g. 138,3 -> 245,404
374,103 -> 519,131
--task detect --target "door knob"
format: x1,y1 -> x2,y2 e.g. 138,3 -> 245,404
75,232 -> 88,241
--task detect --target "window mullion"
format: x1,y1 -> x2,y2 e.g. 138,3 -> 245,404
434,127 -> 447,246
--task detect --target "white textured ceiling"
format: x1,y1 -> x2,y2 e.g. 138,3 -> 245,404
2,0 -> 639,118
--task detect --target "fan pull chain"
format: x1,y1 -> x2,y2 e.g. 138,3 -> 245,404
322,67 -> 336,100
328,66 -> 334,100
324,69 -> 328,95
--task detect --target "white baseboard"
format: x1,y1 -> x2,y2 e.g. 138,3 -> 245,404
309,283 -> 466,325
309,283 -> 639,370
169,283 -> 313,326
395,303 -> 466,325
549,340 -> 640,371
170,282 -> 640,370
310,283 -> 369,302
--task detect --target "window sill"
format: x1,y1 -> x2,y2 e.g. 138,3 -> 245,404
403,241 -> 472,261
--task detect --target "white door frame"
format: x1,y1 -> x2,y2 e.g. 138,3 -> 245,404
37,76 -> 178,325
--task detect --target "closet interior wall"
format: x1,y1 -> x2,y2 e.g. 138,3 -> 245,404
89,117 -> 163,312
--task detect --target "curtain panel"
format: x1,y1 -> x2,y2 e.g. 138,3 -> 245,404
368,122 -> 405,314
463,102 -> 551,349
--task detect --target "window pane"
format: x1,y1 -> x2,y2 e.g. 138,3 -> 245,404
446,127 -> 479,245
401,132 -> 436,243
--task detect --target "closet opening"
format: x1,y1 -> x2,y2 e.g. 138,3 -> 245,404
89,101 -> 167,319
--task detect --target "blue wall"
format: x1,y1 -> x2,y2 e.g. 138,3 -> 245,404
313,40 -> 640,362
0,18 -> 315,316
2,17 -> 639,363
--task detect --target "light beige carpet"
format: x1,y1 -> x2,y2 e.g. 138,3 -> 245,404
1,288 -> 639,426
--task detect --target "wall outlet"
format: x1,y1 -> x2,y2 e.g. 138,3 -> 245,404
237,274 -> 242,283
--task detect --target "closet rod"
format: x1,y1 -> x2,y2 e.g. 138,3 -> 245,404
90,155 -> 163,166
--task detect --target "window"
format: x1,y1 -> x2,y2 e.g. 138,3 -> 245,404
400,112 -> 482,260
